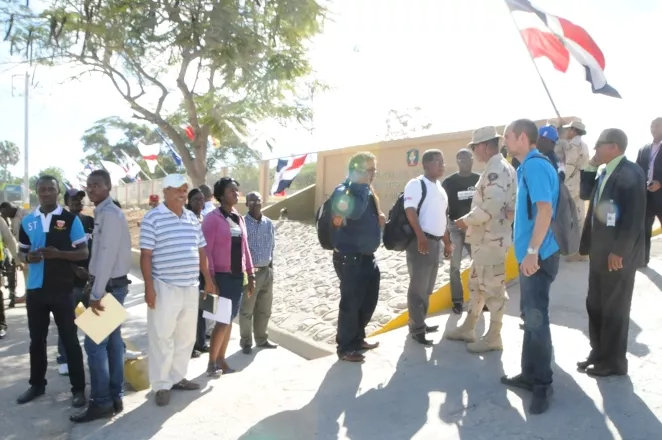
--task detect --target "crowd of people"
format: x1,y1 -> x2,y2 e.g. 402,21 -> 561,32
326,117 -> 659,415
0,116 -> 659,423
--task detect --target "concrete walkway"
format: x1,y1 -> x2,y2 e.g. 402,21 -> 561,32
2,241 -> 662,439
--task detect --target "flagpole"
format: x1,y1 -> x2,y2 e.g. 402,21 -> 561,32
504,1 -> 562,121
156,162 -> 168,175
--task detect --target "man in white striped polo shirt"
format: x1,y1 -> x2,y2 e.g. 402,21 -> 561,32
140,174 -> 216,407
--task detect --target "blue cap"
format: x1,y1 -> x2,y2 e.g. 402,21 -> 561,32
538,125 -> 559,143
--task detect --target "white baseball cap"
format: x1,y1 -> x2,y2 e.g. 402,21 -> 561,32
163,174 -> 188,189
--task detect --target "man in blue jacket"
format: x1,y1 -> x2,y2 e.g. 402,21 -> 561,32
331,152 -> 383,362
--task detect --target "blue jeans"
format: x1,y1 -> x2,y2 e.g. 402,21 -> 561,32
57,287 -> 88,364
519,253 -> 559,390
84,286 -> 128,407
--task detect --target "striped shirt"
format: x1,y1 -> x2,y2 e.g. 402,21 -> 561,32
244,213 -> 275,267
139,203 -> 207,287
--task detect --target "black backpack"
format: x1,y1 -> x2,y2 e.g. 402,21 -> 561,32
522,154 -> 581,256
316,196 -> 335,250
383,178 -> 427,251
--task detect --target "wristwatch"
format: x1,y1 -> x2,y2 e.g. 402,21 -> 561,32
527,247 -> 539,255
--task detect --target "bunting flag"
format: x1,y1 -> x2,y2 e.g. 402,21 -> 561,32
154,127 -> 183,166
506,0 -> 620,98
137,142 -> 161,173
120,150 -> 146,180
100,160 -> 128,185
271,154 -> 307,196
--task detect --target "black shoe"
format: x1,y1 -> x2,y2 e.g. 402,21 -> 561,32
195,345 -> 210,353
452,303 -> 463,314
500,374 -> 534,392
412,333 -> 433,346
529,387 -> 553,415
242,345 -> 253,354
425,325 -> 439,333
8,299 -> 15,308
113,398 -> 123,414
576,359 -> 595,371
585,364 -> 627,377
0,328 -> 6,339
72,391 -> 87,408
482,305 -> 489,312
258,341 -> 278,349
70,402 -> 114,423
16,386 -> 45,405
191,349 -> 201,359
338,351 -> 365,362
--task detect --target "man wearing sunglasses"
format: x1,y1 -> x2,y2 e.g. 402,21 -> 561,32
576,128 -> 646,378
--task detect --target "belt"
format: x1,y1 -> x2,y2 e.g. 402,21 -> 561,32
90,275 -> 131,288
255,265 -> 271,271
424,232 -> 443,241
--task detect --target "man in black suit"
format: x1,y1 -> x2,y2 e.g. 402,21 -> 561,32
636,117 -> 662,265
577,128 -> 646,377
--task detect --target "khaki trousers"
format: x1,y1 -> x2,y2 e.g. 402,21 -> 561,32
147,278 -> 198,391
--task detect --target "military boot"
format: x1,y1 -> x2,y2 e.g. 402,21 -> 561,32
446,312 -> 478,343
467,321 -> 503,353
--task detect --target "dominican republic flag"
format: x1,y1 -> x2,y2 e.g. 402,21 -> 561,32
271,154 -> 307,196
506,0 -> 620,98
137,142 -> 161,173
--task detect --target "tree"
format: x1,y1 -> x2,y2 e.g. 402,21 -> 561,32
384,107 -> 433,140
0,140 -> 20,182
81,116 -> 261,179
81,116 -> 179,179
2,0 -> 327,186
29,166 -> 67,192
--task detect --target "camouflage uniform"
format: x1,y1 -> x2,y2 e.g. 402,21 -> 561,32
446,153 -> 517,352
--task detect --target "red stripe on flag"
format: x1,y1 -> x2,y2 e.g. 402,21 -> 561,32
143,154 -> 158,161
289,154 -> 307,170
557,17 -> 605,69
520,28 -> 570,72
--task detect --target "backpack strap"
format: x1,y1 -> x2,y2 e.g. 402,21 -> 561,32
416,178 -> 427,215
521,154 -> 558,220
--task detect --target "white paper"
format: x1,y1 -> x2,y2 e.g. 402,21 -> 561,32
202,296 -> 232,324
607,213 -> 616,227
75,294 -> 129,345
457,190 -> 475,201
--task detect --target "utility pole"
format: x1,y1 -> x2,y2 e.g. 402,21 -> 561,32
11,72 -> 30,209
23,72 -> 29,210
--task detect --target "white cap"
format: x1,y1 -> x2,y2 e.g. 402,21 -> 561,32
163,174 -> 188,189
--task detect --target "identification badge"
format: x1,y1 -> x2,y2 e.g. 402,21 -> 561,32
607,212 -> 616,227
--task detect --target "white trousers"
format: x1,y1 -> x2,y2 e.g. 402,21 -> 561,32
147,278 -> 198,391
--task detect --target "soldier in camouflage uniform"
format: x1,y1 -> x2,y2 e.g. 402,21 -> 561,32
446,126 -> 517,353
558,120 -> 590,262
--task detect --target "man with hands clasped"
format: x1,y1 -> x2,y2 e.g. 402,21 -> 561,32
576,128 -> 646,378
446,126 -> 517,353
403,149 -> 453,346
16,175 -> 89,409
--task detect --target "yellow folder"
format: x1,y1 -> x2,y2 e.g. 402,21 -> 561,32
74,294 -> 129,344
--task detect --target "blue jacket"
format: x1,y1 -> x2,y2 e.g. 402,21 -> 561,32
330,181 -> 381,254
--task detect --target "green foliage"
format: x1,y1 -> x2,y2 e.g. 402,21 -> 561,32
1,0 -> 327,184
0,140 -> 20,181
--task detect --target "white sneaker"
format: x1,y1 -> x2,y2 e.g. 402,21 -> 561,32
58,363 -> 69,376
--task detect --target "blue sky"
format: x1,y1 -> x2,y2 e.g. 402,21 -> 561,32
0,0 -> 660,182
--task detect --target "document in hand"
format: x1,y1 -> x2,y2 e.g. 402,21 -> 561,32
202,296 -> 232,324
75,294 -> 129,344
199,292 -> 218,314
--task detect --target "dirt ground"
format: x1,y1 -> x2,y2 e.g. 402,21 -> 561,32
82,206 -> 146,248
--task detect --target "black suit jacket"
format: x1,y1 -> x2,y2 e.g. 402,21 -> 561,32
636,143 -> 662,212
579,158 -> 646,272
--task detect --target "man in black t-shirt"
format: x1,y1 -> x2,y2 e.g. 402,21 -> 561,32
442,149 -> 480,314
56,189 -> 95,376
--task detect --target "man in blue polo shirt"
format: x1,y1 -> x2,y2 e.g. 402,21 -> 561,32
16,175 -> 89,409
500,119 -> 560,415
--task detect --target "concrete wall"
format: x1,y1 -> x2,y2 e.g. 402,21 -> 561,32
261,185 -> 317,222
314,117 -> 578,213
